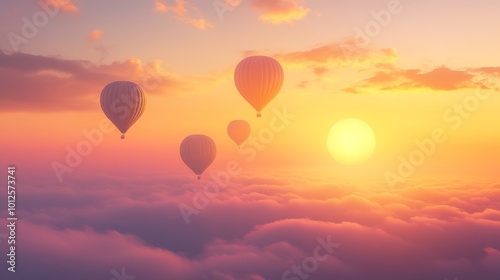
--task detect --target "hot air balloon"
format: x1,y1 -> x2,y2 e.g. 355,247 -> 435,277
100,81 -> 146,139
180,135 -> 216,180
234,56 -> 284,117
227,120 -> 250,147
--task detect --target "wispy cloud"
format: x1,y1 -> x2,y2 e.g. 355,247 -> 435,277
250,0 -> 310,24
87,29 -> 103,42
344,65 -> 499,93
0,51 -> 214,112
45,0 -> 79,13
154,0 -> 213,30
245,39 -> 398,77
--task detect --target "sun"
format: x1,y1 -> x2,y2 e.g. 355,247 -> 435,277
327,118 -> 376,165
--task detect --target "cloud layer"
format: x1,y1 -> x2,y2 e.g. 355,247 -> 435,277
0,51 -> 209,112
3,172 -> 499,280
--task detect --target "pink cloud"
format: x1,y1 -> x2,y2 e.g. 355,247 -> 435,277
346,65 -> 499,93
8,172 -> 500,279
154,0 -> 213,30
45,0 -> 79,13
0,51 -> 215,112
86,29 -> 103,41
244,40 -> 398,75
17,222 -> 193,279
250,0 -> 310,24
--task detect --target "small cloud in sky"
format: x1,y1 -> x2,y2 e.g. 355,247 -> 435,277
313,66 -> 328,77
154,0 -> 213,30
154,0 -> 169,12
297,80 -> 308,88
182,17 -> 212,30
46,0 -> 79,13
87,29 -> 103,42
246,39 -> 399,71
250,0 -> 310,24
345,66 -> 494,93
224,0 -> 242,8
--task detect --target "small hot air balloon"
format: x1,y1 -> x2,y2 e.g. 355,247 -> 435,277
100,81 -> 146,139
227,120 -> 250,148
234,56 -> 284,117
180,135 -> 216,180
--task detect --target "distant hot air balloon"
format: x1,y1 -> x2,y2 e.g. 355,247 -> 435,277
234,56 -> 284,117
180,135 -> 216,180
227,120 -> 250,147
100,81 -> 146,139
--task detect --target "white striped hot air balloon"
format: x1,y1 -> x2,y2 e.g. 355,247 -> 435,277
100,81 -> 146,139
180,135 -> 216,180
234,56 -> 284,117
227,120 -> 250,147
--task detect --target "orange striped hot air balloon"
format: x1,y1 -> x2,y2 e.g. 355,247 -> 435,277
100,81 -> 146,139
227,120 -> 250,147
234,56 -> 284,117
180,135 -> 216,180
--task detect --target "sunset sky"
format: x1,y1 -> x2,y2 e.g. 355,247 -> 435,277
1,0 -> 500,279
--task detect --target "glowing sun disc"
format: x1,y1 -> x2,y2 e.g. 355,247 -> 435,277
327,118 -> 376,165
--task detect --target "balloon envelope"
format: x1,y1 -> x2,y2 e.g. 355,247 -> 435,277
227,120 -> 250,146
180,134 -> 216,179
234,56 -> 284,117
100,81 -> 146,139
